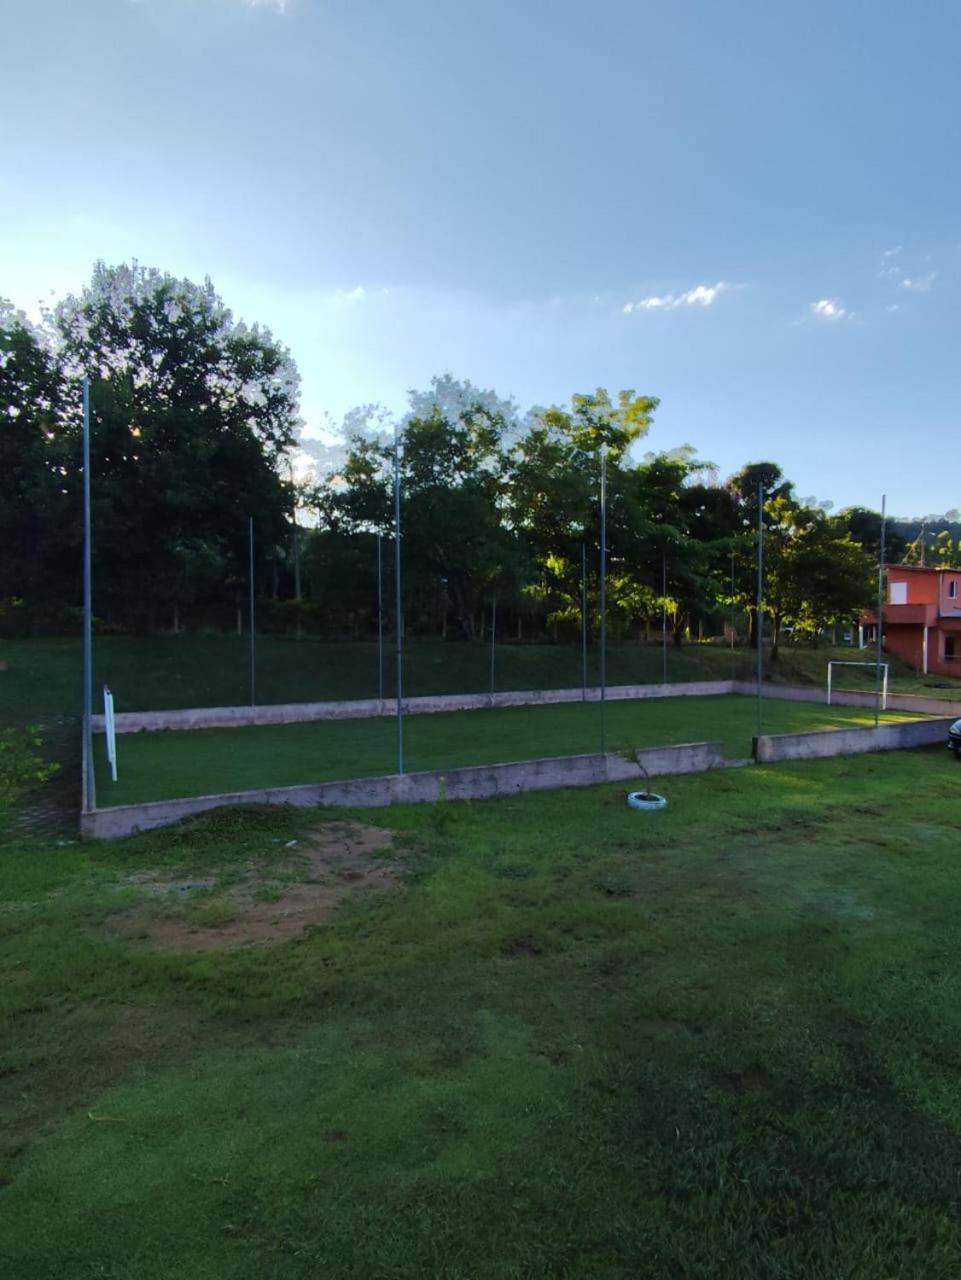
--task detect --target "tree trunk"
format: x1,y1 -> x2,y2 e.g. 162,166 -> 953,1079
770,614 -> 782,662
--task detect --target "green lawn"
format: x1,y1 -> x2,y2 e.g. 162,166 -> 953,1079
93,694 -> 913,806
4,749 -> 961,1277
4,633 -> 959,730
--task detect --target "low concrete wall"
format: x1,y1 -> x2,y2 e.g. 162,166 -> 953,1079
732,680 -> 961,717
92,680 -> 737,734
753,717 -> 955,763
81,739 -> 724,840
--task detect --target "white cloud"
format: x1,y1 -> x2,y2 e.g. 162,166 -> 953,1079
880,248 -> 935,294
899,272 -> 935,292
623,282 -> 728,314
810,298 -> 849,320
333,286 -> 367,303
245,0 -> 287,10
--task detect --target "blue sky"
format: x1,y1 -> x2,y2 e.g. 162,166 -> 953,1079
3,0 -> 960,514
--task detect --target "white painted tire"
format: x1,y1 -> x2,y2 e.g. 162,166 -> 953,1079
626,791 -> 667,811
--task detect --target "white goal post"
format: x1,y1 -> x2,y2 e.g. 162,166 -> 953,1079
826,661 -> 888,709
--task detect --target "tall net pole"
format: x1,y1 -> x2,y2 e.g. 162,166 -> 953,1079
489,594 -> 497,696
580,543 -> 587,701
661,551 -> 668,685
248,517 -> 256,707
599,445 -> 608,753
394,423 -> 404,774
756,482 -> 764,735
82,377 -> 94,812
730,547 -> 736,680
875,495 -> 887,727
376,533 -> 384,701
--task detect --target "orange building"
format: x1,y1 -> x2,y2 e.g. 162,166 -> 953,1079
863,565 -> 961,675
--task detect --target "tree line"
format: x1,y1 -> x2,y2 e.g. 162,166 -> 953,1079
1,262 -> 916,652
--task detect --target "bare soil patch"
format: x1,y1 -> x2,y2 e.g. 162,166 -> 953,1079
111,820 -> 400,951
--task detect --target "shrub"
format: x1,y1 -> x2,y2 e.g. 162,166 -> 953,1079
0,726 -> 58,813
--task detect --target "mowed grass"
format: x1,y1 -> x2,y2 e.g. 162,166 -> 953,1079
93,694 -> 913,806
4,633 -> 959,730
4,749 -> 961,1278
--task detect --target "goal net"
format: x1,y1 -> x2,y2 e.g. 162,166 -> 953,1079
826,661 -> 888,709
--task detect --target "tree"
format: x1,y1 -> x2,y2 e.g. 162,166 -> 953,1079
507,389 -> 659,636
833,507 -> 906,565
0,303 -> 73,624
752,496 -> 874,658
319,377 -> 525,639
50,262 -> 302,629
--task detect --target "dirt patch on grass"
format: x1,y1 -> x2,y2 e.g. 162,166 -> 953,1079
110,821 -> 399,952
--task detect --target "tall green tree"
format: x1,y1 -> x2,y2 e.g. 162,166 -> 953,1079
0,303 -> 73,624
51,262 -> 301,629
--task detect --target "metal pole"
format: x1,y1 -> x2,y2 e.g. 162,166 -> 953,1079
599,445 -> 608,753
756,482 -> 764,735
489,594 -> 497,697
661,551 -> 668,686
580,543 -> 587,701
248,516 -> 256,706
875,494 -> 887,727
730,547 -> 736,679
82,377 -> 95,812
394,423 -> 404,774
377,533 -> 384,701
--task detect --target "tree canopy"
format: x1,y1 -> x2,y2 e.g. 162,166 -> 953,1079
0,262 -> 921,645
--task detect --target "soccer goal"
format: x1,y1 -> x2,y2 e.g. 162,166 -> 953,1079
826,661 -> 888,709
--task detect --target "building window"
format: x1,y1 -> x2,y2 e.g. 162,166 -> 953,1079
946,636 -> 957,660
949,580 -> 958,600
889,581 -> 908,605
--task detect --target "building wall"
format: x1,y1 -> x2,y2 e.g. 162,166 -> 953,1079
888,567 -> 939,605
884,624 -> 926,672
939,572 -> 961,613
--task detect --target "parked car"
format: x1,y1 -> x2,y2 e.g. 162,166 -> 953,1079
949,719 -> 961,758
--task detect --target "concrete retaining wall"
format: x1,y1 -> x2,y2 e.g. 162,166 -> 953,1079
89,679 -> 961,736
92,680 -> 737,734
753,717 -> 955,763
732,680 -> 961,718
81,739 -> 724,839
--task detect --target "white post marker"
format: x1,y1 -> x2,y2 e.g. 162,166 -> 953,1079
103,685 -> 118,782
827,661 -> 888,710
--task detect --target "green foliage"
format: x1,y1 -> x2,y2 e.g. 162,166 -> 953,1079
0,725 -> 57,814
1,264 -> 301,634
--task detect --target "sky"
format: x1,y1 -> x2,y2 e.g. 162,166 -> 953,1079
3,0 -> 961,515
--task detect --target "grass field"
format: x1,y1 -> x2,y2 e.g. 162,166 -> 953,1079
92,694 -> 913,806
4,634 -> 960,730
3,749 -> 961,1278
